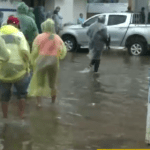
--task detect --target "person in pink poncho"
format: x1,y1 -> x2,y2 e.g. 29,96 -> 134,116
28,18 -> 67,107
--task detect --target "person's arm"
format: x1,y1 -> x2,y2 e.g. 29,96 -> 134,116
19,32 -> 30,62
101,28 -> 109,45
19,32 -> 30,73
0,36 -> 10,62
59,43 -> 67,60
56,36 -> 67,60
31,38 -> 40,67
58,13 -> 63,19
82,18 -> 85,24
87,23 -> 93,37
87,28 -> 90,36
103,27 -> 108,37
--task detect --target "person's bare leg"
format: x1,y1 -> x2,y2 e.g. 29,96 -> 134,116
36,96 -> 42,107
51,89 -> 56,103
47,63 -> 58,104
51,95 -> 56,103
1,102 -> 8,118
18,99 -> 26,119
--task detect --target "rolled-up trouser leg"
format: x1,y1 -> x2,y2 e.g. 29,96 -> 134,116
94,60 -> 100,72
90,59 -> 96,66
0,82 -> 12,118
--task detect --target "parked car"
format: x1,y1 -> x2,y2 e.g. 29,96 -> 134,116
59,13 -> 150,56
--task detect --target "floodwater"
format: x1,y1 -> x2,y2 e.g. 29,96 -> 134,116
0,49 -> 150,149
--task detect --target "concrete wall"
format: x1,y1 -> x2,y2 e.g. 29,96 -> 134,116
54,0 -> 74,24
44,0 -> 87,24
119,0 -> 127,2
73,0 -> 87,24
34,0 -> 38,7
134,0 -> 148,12
45,0 -> 54,12
87,3 -> 128,13
131,0 -> 149,23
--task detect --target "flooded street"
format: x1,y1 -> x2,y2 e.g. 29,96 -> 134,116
1,49 -> 150,149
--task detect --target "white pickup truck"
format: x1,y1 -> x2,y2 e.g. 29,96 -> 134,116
59,13 -> 150,56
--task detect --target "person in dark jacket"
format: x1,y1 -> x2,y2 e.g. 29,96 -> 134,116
33,6 -> 46,33
140,7 -> 145,24
87,16 -> 109,73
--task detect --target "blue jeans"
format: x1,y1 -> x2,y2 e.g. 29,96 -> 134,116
13,72 -> 32,96
0,74 -> 30,102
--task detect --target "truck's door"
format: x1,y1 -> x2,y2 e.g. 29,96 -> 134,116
106,14 -> 130,46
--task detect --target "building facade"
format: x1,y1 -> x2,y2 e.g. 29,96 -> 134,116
44,0 -> 87,24
87,0 -> 128,18
0,0 -> 87,24
88,0 -> 127,2
129,0 -> 150,23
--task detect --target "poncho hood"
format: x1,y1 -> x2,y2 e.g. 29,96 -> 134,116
41,19 -> 55,33
0,25 -> 19,34
87,22 -> 106,41
17,2 -> 29,14
29,7 -> 34,13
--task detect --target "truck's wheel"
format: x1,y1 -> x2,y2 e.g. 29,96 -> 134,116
62,36 -> 77,52
128,41 -> 146,56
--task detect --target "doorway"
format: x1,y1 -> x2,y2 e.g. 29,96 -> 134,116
22,0 -> 45,7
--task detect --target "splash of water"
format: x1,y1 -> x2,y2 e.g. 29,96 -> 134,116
78,67 -> 91,73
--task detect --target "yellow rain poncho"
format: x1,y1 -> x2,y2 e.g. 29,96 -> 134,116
0,25 -> 30,83
0,36 -> 10,62
28,19 -> 67,98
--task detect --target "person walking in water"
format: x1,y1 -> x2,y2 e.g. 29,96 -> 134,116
87,16 -> 109,73
0,16 -> 30,119
28,18 -> 67,107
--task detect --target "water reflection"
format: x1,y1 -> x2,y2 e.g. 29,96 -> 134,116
0,122 -> 31,150
0,49 -> 149,149
30,105 -> 60,149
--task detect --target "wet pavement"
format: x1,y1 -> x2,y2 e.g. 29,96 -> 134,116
1,48 -> 150,149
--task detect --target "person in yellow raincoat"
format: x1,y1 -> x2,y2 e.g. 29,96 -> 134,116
28,18 -> 67,107
0,16 -> 30,119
